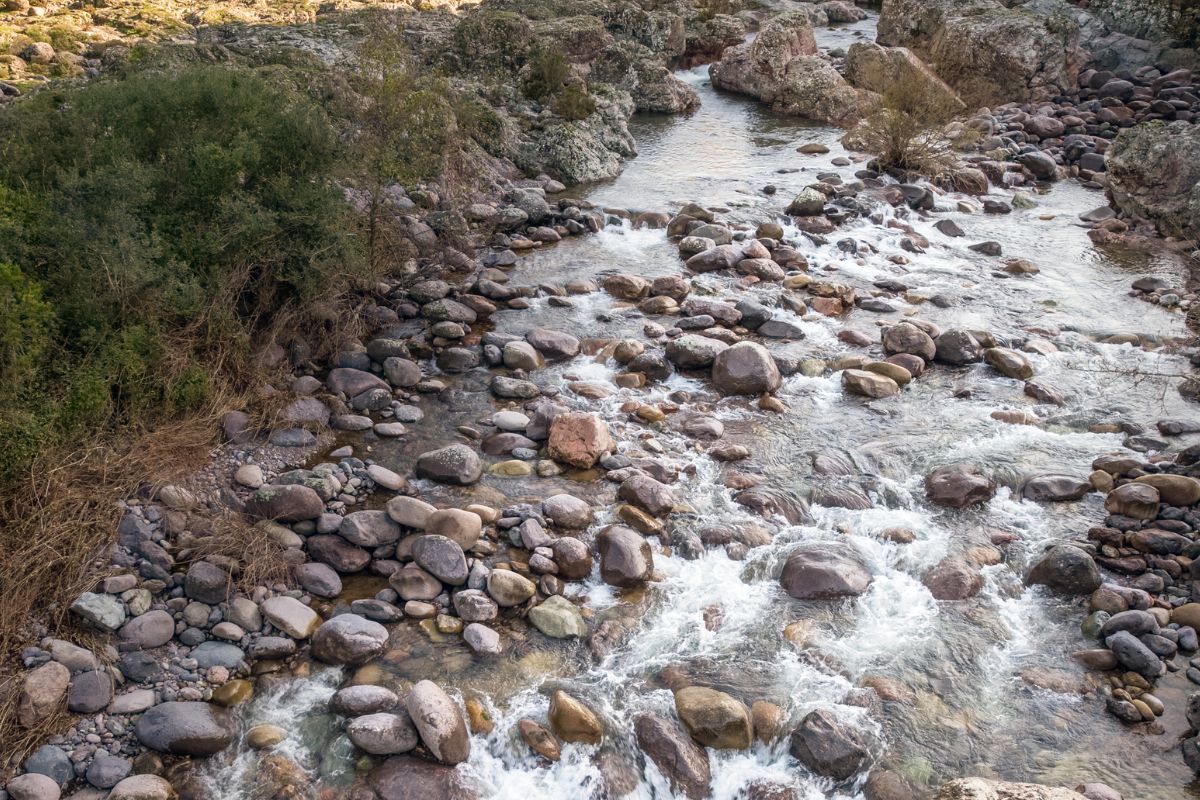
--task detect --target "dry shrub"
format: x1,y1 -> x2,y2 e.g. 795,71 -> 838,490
187,511 -> 293,594
850,60 -> 962,175
0,391 -> 241,773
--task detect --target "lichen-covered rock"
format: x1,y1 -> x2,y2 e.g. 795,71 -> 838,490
1106,120 -> 1200,240
876,0 -> 1081,103
709,12 -> 865,125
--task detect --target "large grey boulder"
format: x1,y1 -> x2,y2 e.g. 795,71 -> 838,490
415,445 -> 482,485
311,614 -> 389,665
712,342 -> 781,395
780,547 -> 873,599
1107,120 -> 1200,240
134,702 -> 236,756
709,12 -> 865,124
876,0 -> 1081,103
405,680 -> 470,765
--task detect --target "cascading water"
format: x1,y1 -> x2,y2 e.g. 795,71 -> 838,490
203,11 -> 1200,800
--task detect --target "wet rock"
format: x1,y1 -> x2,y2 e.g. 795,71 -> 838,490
416,444 -> 482,485
634,712 -> 711,799
934,330 -> 984,365
526,328 -> 580,361
406,680 -> 470,765
486,569 -> 537,607
411,535 -> 468,585
712,342 -> 781,395
331,685 -> 399,716
789,708 -> 869,782
984,348 -> 1033,380
519,718 -> 560,761
925,463 -> 995,508
619,474 -> 676,517
882,323 -> 936,361
843,369 -> 900,398
933,779 -> 1087,799
780,547 -> 873,599
1027,545 -> 1101,595
1132,474 -> 1200,506
348,712 -> 419,754
549,690 -> 603,744
673,686 -> 752,749
542,494 -> 593,529
1106,630 -> 1163,680
550,537 -> 593,580
370,755 -> 475,800
529,595 -> 588,638
463,622 -> 502,655
922,556 -> 982,600
1104,483 -> 1159,520
598,525 -> 654,587
311,614 -> 389,665
134,701 -> 235,756
666,334 -> 729,369
1021,475 -> 1090,502
548,412 -> 615,468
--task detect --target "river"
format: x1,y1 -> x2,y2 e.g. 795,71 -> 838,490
204,13 -> 1200,800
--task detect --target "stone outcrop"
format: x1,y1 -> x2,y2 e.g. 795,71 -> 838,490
876,0 -> 1082,103
709,12 -> 865,125
1106,120 -> 1200,240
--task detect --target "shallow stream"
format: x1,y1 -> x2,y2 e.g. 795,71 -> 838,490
206,15 -> 1200,800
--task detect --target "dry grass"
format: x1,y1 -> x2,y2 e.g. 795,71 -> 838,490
0,394 -> 238,774
188,511 -> 294,594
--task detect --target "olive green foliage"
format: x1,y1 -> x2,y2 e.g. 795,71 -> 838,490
352,12 -> 456,265
453,9 -> 534,71
0,66 -> 363,486
522,42 -> 569,101
553,83 -> 597,120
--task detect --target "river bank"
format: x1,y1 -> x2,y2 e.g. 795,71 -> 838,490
6,2 -> 1200,800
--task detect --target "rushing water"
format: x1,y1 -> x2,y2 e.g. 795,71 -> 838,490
205,15 -> 1200,800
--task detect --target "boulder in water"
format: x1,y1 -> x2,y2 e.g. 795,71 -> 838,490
1026,545 -> 1102,595
780,547 -> 873,599
789,708 -> 870,781
405,680 -> 470,765
673,686 -> 752,749
925,464 -> 995,508
712,342 -> 781,395
634,712 -> 711,799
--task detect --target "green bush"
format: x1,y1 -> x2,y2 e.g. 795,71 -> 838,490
0,65 -> 364,485
522,43 -> 568,101
553,84 -> 596,120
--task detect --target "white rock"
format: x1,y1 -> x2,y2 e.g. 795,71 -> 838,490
260,596 -> 321,639
234,464 -> 264,488
367,464 -> 404,491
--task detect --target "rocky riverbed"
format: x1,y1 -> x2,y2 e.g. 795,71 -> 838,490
6,1 -> 1200,800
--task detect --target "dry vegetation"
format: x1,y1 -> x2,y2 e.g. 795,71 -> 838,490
849,61 -> 961,175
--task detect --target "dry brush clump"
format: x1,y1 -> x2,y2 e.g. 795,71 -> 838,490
845,60 -> 964,176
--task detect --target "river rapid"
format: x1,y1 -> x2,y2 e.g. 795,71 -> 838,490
205,14 -> 1200,800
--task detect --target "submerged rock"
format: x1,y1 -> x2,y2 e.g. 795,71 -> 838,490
634,713 -> 711,799
789,708 -> 869,782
